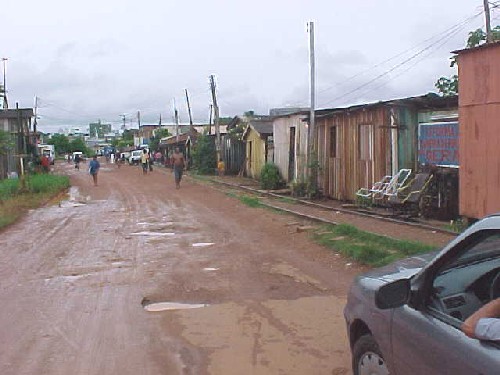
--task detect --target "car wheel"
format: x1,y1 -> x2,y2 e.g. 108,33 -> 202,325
352,334 -> 389,375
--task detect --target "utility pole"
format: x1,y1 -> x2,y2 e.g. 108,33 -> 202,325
484,0 -> 493,43
185,89 -> 194,131
208,104 -> 213,135
120,114 -> 127,130
307,21 -> 317,191
2,57 -> 8,109
173,98 -> 179,143
209,75 -> 221,162
33,96 -> 39,153
137,110 -> 141,127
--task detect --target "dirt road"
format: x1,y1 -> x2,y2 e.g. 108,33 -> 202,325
0,160 -> 372,374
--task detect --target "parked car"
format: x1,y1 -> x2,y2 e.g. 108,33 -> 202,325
128,150 -> 143,165
344,214 -> 500,375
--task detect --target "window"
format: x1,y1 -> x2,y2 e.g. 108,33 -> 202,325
330,126 -> 338,158
359,124 -> 373,161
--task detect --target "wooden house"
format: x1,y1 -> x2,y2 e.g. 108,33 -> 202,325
243,120 -> 274,179
455,41 -> 500,218
315,94 -> 457,201
272,111 -> 308,182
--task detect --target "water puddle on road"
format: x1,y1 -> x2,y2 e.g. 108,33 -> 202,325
143,302 -> 208,312
131,231 -> 175,237
203,267 -> 219,271
192,242 -> 215,247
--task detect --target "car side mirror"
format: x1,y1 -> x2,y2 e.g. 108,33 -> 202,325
375,278 -> 411,309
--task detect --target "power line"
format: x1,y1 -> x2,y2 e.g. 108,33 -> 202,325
317,10 -> 482,108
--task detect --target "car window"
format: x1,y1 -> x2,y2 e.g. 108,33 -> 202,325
431,231 -> 500,322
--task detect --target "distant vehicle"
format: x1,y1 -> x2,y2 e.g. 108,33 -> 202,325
344,214 -> 500,375
128,150 -> 143,165
38,144 -> 55,165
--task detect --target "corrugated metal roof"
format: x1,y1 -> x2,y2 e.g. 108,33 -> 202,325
249,121 -> 273,135
0,108 -> 34,118
452,40 -> 500,55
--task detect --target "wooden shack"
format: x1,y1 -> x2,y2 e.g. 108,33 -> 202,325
272,112 -> 308,182
243,120 -> 274,179
315,95 -> 457,201
455,41 -> 500,218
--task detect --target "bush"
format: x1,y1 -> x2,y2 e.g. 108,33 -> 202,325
0,179 -> 20,200
260,163 -> 281,190
192,134 -> 216,174
27,174 -> 70,193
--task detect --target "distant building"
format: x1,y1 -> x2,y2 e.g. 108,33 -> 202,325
269,107 -> 309,117
89,120 -> 112,139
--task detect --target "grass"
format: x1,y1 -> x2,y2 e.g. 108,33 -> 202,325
238,195 -> 263,208
277,196 -> 296,204
313,223 -> 436,267
0,174 -> 70,230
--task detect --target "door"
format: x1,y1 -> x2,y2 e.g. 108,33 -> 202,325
358,124 -> 374,192
288,127 -> 296,182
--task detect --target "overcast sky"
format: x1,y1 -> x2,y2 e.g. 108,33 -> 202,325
1,0 -> 496,132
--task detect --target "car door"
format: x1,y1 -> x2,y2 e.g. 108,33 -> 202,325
391,229 -> 500,374
391,305 -> 499,374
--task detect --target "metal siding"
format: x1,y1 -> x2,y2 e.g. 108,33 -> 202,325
396,106 -> 418,170
458,44 -> 500,218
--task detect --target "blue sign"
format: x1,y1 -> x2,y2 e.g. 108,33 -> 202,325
418,121 -> 459,167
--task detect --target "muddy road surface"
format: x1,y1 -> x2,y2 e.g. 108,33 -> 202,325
0,160 -> 366,375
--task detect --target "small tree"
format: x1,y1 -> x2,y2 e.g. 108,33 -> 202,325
436,26 -> 500,96
48,134 -> 70,155
260,163 -> 281,190
192,134 -> 216,174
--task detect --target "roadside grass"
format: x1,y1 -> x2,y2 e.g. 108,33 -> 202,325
313,223 -> 436,267
0,174 -> 70,230
238,195 -> 263,208
277,196 -> 296,204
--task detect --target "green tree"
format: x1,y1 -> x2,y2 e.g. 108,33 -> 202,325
48,134 -> 70,155
149,128 -> 170,152
0,129 -> 14,155
436,26 -> 500,96
69,138 -> 91,156
192,134 -> 216,174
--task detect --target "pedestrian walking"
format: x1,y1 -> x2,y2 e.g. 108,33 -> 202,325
171,147 -> 185,189
89,155 -> 101,186
74,153 -> 81,170
141,149 -> 149,175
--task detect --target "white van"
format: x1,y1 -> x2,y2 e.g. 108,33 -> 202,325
128,150 -> 143,165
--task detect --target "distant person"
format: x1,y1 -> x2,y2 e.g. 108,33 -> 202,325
41,154 -> 50,173
89,155 -> 101,186
171,147 -> 185,189
141,149 -> 149,175
74,154 -> 81,170
148,150 -> 153,172
217,158 -> 225,177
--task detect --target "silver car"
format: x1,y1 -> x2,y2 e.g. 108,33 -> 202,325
344,214 -> 500,375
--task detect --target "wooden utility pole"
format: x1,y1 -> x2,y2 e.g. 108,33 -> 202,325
33,96 -> 39,151
209,75 -> 221,161
208,104 -> 213,135
137,110 -> 141,127
484,0 -> 493,43
173,98 -> 180,143
185,89 -> 194,130
1,57 -> 8,109
307,21 -> 317,191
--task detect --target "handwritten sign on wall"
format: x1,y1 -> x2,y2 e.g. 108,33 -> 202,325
418,121 -> 459,167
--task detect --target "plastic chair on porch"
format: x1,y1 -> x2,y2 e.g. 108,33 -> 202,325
356,175 -> 392,199
388,172 -> 433,216
380,168 -> 413,198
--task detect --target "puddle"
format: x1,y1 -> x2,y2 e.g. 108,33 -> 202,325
192,242 -> 215,247
131,231 -> 175,237
203,267 -> 219,271
143,302 -> 208,312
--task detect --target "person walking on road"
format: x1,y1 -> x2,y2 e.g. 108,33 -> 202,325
141,149 -> 149,175
89,155 -> 101,186
171,147 -> 185,189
